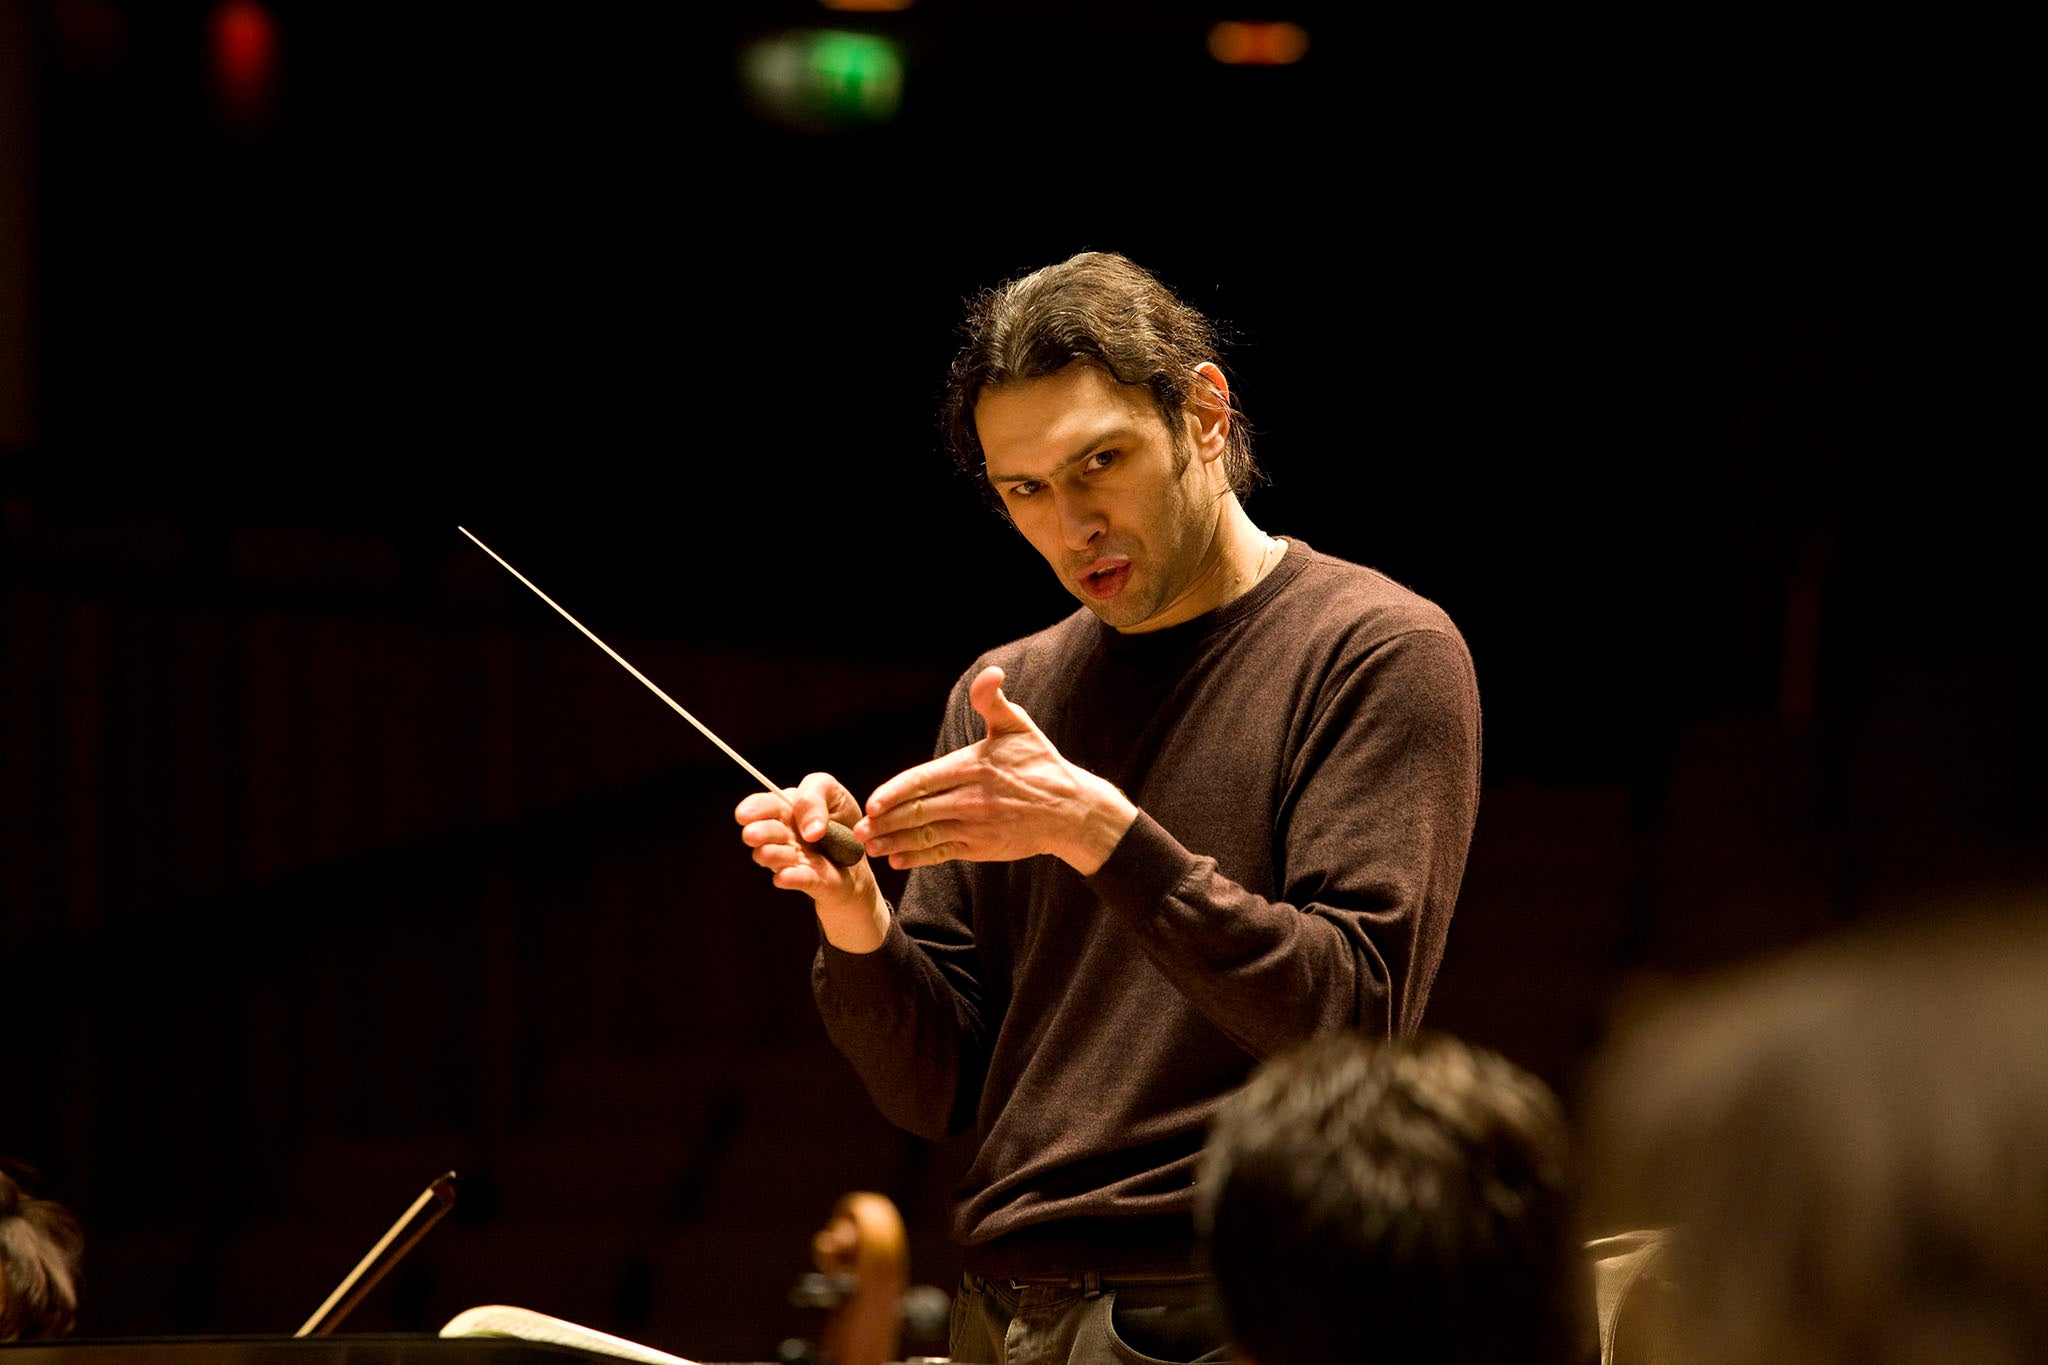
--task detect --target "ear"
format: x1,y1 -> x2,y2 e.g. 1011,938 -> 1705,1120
1187,362 -> 1231,466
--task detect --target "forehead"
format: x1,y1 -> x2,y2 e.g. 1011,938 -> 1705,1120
975,362 -> 1166,474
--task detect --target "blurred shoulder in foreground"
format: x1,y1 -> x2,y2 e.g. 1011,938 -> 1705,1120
1583,885 -> 2048,1365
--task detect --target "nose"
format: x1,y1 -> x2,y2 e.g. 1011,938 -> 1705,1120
1054,487 -> 1106,552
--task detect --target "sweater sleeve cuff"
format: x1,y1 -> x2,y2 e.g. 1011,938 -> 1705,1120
814,912 -> 923,1013
1083,810 -> 1201,921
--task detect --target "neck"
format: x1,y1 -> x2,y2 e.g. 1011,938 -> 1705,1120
1214,497 -> 1280,599
1169,497 -> 1278,621
1111,493 -> 1281,634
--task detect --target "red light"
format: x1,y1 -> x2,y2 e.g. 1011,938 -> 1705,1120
209,0 -> 279,129
1208,21 -> 1309,66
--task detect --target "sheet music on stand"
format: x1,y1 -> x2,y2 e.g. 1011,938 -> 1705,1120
0,1338 -> 710,1363
293,1171 -> 701,1360
0,1169 -> 804,1362
438,1305 -> 698,1364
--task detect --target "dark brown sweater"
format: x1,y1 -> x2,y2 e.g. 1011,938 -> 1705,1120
813,540 -> 1482,1276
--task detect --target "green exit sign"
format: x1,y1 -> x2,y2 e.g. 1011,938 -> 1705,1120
742,30 -> 906,130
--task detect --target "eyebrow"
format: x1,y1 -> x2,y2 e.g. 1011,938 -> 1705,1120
986,425 -> 1139,486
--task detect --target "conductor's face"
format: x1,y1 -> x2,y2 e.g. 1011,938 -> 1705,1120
978,361 -> 1232,633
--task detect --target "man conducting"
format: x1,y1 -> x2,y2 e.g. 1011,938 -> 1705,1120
736,251 -> 1482,1365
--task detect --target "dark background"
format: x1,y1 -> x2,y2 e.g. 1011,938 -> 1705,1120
2,3 -> 2040,1361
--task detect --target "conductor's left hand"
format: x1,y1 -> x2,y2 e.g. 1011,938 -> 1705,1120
855,665 -> 1137,875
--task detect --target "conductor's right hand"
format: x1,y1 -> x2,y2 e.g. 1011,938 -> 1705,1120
736,772 -> 891,954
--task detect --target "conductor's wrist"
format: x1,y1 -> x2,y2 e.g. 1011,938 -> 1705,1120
816,878 -> 891,954
1058,772 -> 1139,877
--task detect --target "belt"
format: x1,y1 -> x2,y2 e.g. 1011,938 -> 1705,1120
973,1269 -> 1210,1293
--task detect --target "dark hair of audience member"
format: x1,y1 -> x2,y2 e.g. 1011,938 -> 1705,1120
1197,1030 -> 1590,1365
1,1159 -> 84,1340
1581,893 -> 2048,1365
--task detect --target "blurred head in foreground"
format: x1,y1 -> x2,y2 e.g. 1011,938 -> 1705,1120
0,1159 -> 83,1340
1582,893 -> 2048,1365
1197,1030 -> 1589,1365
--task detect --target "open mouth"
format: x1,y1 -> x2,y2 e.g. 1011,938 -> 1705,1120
1079,559 -> 1131,600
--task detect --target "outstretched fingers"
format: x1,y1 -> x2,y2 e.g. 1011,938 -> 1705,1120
862,751 -> 981,832
864,812 -> 973,869
882,835 -> 971,870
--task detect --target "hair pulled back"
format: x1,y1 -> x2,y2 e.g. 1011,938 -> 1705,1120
942,251 -> 1259,508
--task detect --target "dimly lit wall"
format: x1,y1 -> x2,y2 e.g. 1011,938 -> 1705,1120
3,6 -> 2040,1360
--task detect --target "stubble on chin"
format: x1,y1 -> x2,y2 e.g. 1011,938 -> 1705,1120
1078,580 -> 1165,631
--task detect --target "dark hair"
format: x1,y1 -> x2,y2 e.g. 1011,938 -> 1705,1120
1197,1031 -> 1587,1365
1583,896 -> 2048,1365
941,251 -> 1260,509
0,1162 -> 84,1341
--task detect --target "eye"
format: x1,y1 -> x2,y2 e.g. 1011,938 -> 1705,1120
1003,480 -> 1041,500
1084,449 -> 1117,472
